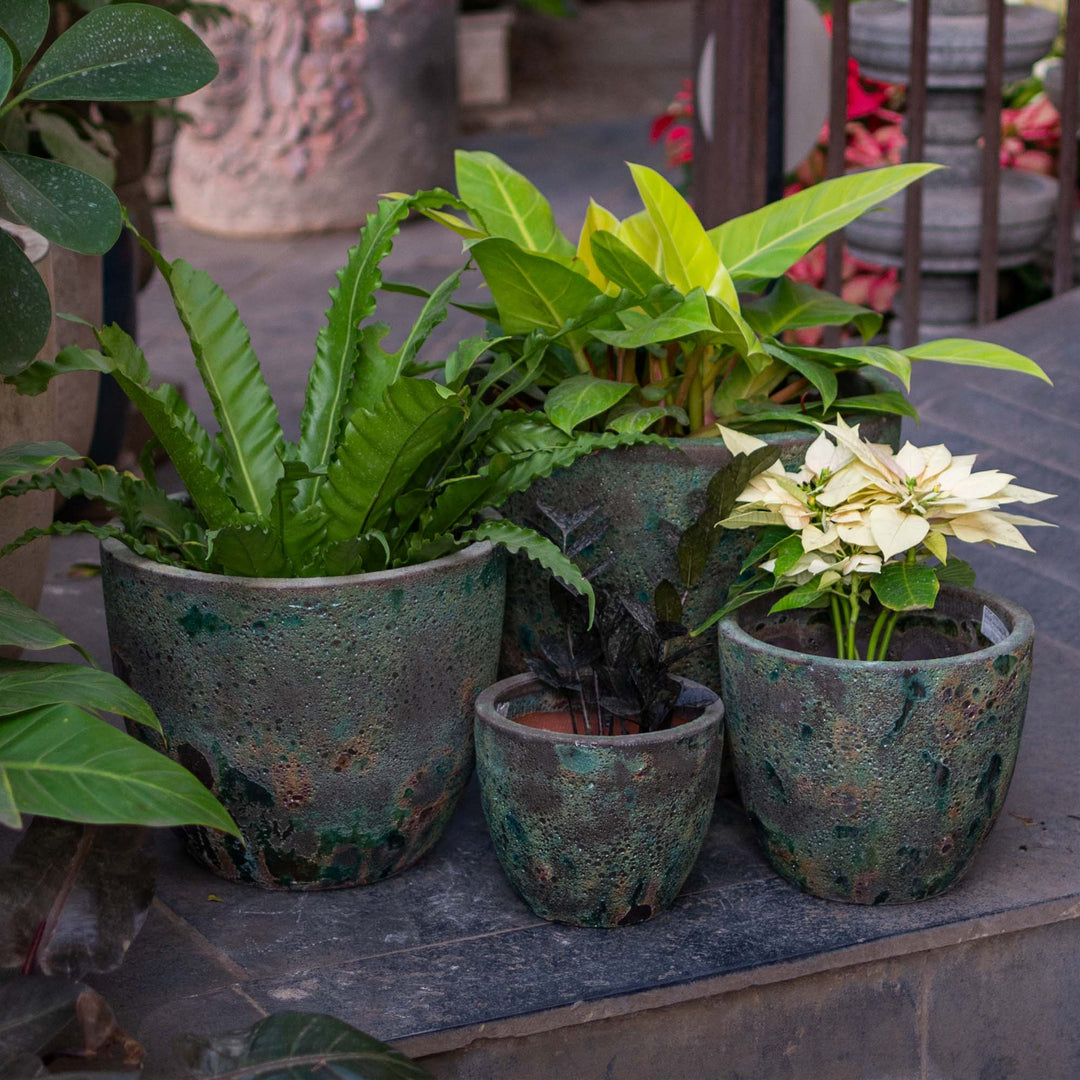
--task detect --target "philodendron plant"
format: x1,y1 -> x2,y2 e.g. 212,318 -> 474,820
0,0 -> 219,370
687,418 -> 1054,659
414,151 -> 1049,436
0,192 -> 657,610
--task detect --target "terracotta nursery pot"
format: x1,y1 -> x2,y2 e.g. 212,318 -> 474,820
101,538 -> 505,890
474,673 -> 725,927
717,586 -> 1034,905
499,374 -> 901,690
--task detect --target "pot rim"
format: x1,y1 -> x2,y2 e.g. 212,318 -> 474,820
100,536 -> 495,591
475,672 -> 725,748
718,584 -> 1033,669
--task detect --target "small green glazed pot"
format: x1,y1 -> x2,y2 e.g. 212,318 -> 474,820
717,586 -> 1034,904
101,538 -> 505,890
499,382 -> 900,688
475,673 -> 725,927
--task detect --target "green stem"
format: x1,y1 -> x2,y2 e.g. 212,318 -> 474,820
830,594 -> 845,660
846,574 -> 862,661
866,609 -> 890,662
876,611 -> 901,661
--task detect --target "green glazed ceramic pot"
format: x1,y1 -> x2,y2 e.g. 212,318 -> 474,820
717,586 -> 1034,904
499,380 -> 901,689
475,673 -> 724,927
101,538 -> 505,890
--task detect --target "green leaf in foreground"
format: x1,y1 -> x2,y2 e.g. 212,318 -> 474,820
544,373 -> 636,435
0,228 -> 51,375
0,703 -> 239,834
903,337 -> 1051,384
0,588 -> 89,659
870,560 -> 940,611
178,1011 -> 435,1080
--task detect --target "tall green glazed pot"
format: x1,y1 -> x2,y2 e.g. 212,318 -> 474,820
717,586 -> 1034,904
101,538 -> 506,890
500,379 -> 901,689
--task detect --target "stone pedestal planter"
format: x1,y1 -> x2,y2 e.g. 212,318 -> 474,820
102,539 -> 506,890
475,673 -> 724,927
171,0 -> 457,237
717,586 -> 1033,904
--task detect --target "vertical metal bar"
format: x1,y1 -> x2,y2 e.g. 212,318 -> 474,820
824,0 -> 850,302
1054,0 -> 1080,295
766,0 -> 787,204
901,0 -> 930,347
692,0 -> 771,225
978,0 -> 1005,325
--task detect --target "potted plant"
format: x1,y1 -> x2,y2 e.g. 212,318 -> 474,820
474,503 -> 724,927
412,151 -> 1050,685
696,418 -> 1053,903
0,192 -> 625,891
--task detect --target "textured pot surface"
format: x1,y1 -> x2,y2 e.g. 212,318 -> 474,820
475,674 -> 724,927
102,540 -> 505,890
718,586 -> 1033,904
500,392 -> 900,690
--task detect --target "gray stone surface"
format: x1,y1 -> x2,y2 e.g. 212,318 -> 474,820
27,120 -> 1080,1078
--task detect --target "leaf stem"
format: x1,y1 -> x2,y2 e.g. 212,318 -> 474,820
867,608 -> 890,662
876,611 -> 901,661
846,574 -> 862,661
830,594 -> 845,660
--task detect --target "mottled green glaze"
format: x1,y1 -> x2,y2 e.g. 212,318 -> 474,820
475,674 -> 724,927
500,394 -> 900,689
718,587 -> 1033,904
101,539 -> 506,890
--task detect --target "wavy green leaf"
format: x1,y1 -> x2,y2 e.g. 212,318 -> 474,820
871,560 -> 939,612
462,519 -> 595,626
0,151 -> 120,254
23,4 -> 218,101
0,440 -> 81,484
208,522 -> 289,577
0,661 -> 160,732
0,0 -> 48,72
0,703 -> 239,833
321,378 -> 466,541
0,227 -> 51,375
744,277 -> 882,341
710,164 -> 939,281
455,149 -> 574,257
903,338 -> 1051,384
544,373 -> 635,435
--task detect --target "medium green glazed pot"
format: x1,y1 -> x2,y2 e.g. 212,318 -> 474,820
475,673 -> 725,927
717,586 -> 1034,904
499,381 -> 900,688
101,538 -> 505,890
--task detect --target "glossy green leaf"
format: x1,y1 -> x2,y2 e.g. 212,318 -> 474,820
934,557 -> 976,587
829,391 -> 919,421
0,37 -> 12,100
769,575 -> 829,613
31,111 -> 116,187
0,440 -> 81,483
743,277 -> 882,341
544,373 -> 635,435
0,227 -> 51,375
321,378 -> 466,541
0,106 -> 28,153
903,338 -> 1051,383
617,209 -> 663,272
208,522 -> 289,577
772,534 -> 805,576
23,4 -> 219,102
444,336 -> 494,390
0,703 -> 239,833
0,0 -> 48,71
178,1011 -> 435,1080
0,660 -> 160,731
629,162 -> 738,307
0,588 -> 87,658
591,288 -> 715,348
871,560 -> 939,611
783,342 -> 911,390
740,524 -> 791,573
710,163 -> 939,281
455,149 -> 574,257
589,229 -> 667,298
469,236 -> 604,340
0,151 -> 120,254
764,342 -> 838,410
462,519 -> 595,627
606,404 -> 688,433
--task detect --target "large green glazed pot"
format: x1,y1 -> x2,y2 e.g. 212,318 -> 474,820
717,586 -> 1033,905
500,378 -> 900,688
475,673 -> 725,927
101,538 -> 506,890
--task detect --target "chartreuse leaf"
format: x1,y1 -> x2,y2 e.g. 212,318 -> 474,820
299,195 -> 416,507
710,163 -> 939,281
0,588 -> 88,660
22,4 -> 218,101
0,660 -> 160,732
617,209 -> 663,272
469,237 -> 605,343
0,703 -> 239,834
591,287 -> 715,349
177,1011 -> 434,1080
629,163 -> 738,308
0,227 -> 51,375
576,200 -> 621,291
744,277 -> 883,342
462,519 -> 595,627
544,374 -> 635,435
590,229 -> 667,302
0,441 -> 81,483
321,378 -> 466,541
871,561 -> 939,611
132,238 -> 284,518
455,149 -> 575,258
0,0 -> 48,72
783,342 -> 911,390
0,152 -> 120,254
903,338 -> 1051,384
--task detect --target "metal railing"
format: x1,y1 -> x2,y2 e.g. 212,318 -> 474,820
693,0 -> 1080,341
